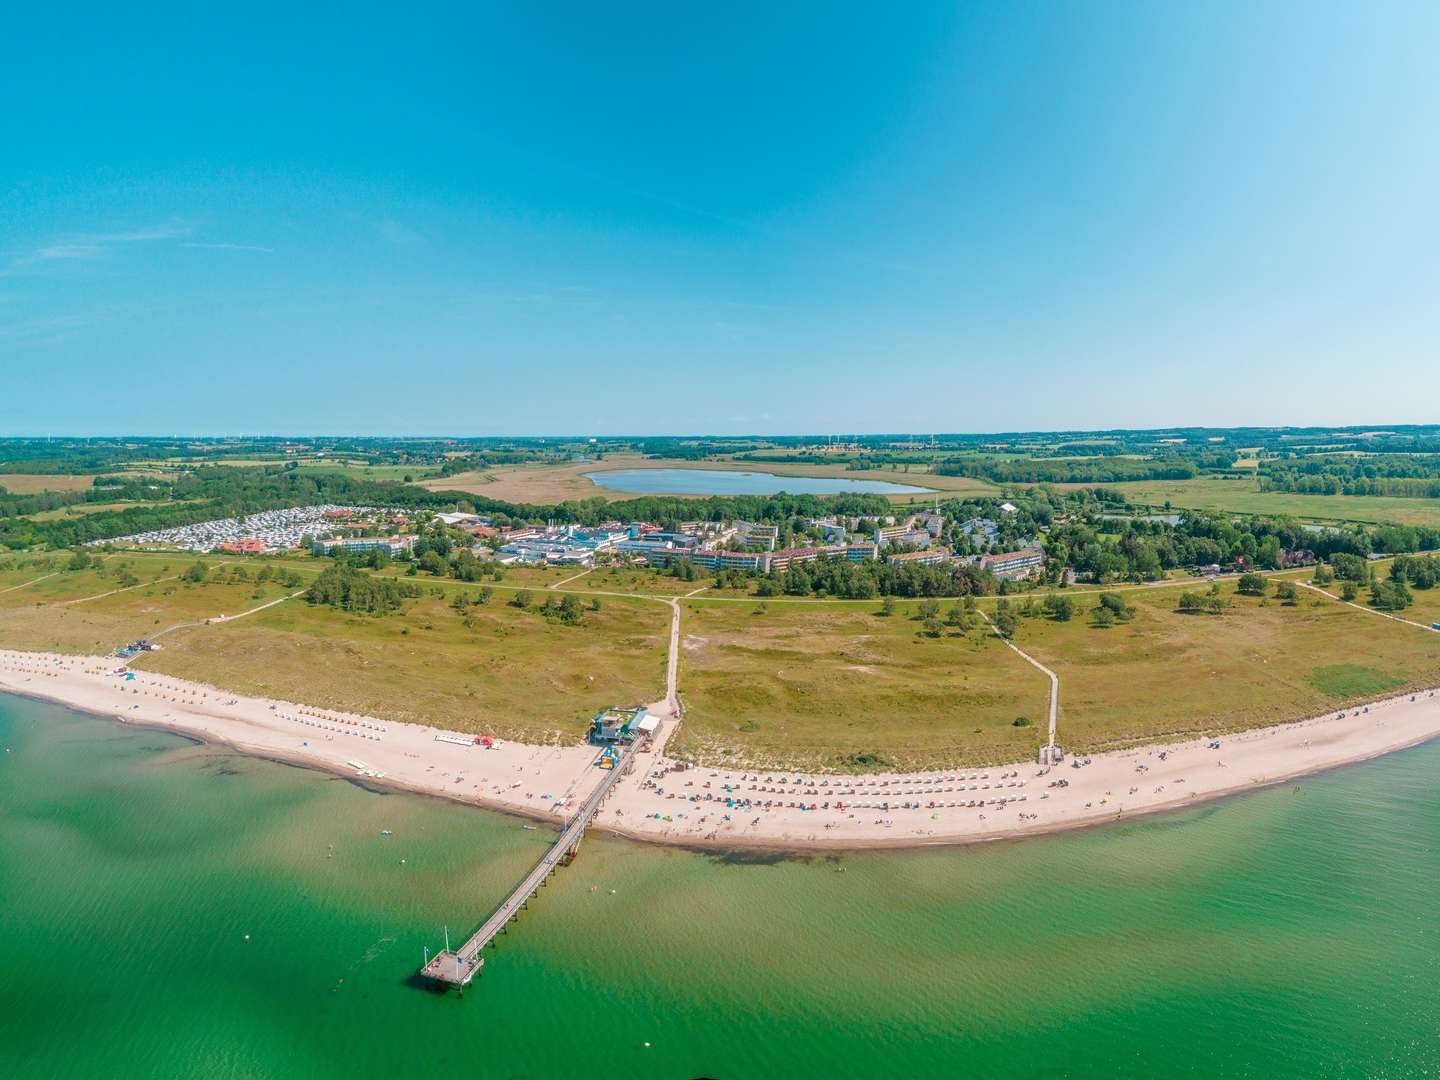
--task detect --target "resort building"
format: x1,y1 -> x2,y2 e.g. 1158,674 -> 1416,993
735,522 -> 780,550
636,541 -> 868,575
704,550 -> 770,572
959,517 -> 1000,545
638,547 -> 768,573
498,538 -> 596,565
874,522 -> 915,546
311,535 -> 416,557
216,538 -> 267,555
886,548 -> 952,567
679,520 -> 729,539
979,543 -> 1046,579
436,511 -> 486,526
617,538 -> 679,560
813,520 -> 849,544
561,526 -> 629,551
767,546 -> 828,573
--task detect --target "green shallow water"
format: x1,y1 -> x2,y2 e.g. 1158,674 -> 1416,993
2,693 -> 1439,1079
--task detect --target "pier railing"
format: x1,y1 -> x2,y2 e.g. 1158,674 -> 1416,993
420,738 -> 640,987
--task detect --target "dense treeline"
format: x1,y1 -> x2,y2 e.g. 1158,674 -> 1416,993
0,436 -> 607,474
749,556 -> 995,599
305,563 -> 420,614
934,456 -> 1207,484
11,428 -> 1440,478
1042,512 -> 1440,583
1260,456 -> 1440,498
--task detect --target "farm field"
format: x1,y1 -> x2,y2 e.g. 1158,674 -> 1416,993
672,600 -> 1050,771
293,461 -> 445,482
25,499 -> 203,522
134,590 -> 670,743
0,473 -> 95,494
1004,583 -> 1440,753
1069,475 -> 1440,528
122,456 -> 444,483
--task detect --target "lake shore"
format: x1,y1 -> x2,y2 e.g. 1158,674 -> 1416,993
4,647 -> 1440,852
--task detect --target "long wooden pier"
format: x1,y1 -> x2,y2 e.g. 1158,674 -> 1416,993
419,739 -> 641,987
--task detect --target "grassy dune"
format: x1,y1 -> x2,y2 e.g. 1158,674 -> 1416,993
1005,584 -> 1440,752
4,548 -> 1440,770
673,601 -> 1050,771
0,562 -> 297,653
1282,558 -> 1440,629
134,591 -> 670,743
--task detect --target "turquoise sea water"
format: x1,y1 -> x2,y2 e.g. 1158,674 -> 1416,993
584,467 -> 934,496
3,692 -> 1439,1079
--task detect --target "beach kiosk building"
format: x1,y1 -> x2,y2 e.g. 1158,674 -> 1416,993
588,706 -> 647,746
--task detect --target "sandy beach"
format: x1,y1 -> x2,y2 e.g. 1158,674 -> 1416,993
4,646 -> 1440,851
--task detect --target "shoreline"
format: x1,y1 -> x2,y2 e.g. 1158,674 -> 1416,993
4,648 -> 1440,853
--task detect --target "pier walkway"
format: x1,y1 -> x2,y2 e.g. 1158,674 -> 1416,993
420,737 -> 641,987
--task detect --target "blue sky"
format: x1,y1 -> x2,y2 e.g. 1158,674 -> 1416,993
3,3 -> 1437,436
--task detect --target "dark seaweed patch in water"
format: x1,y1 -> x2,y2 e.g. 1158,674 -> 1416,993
705,848 -> 812,866
343,778 -> 392,796
198,756 -> 245,776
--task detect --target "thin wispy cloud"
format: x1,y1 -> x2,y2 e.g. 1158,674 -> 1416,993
5,222 -> 191,272
181,242 -> 275,254
32,243 -> 108,261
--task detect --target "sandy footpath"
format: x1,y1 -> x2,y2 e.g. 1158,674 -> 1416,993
4,648 -> 1440,851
